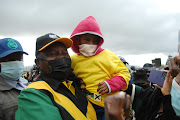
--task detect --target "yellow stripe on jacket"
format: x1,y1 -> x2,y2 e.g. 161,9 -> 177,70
26,81 -> 97,120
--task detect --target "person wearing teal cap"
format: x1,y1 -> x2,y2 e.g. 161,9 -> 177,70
166,55 -> 172,65
0,38 -> 28,120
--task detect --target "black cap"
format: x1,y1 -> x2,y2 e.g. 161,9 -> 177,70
133,68 -> 148,84
35,33 -> 73,56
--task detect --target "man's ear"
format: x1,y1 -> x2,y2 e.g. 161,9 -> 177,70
35,59 -> 40,68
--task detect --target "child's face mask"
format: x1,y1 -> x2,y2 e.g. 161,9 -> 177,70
79,44 -> 97,57
171,78 -> 180,116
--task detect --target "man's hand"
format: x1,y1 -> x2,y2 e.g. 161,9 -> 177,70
161,71 -> 173,95
104,91 -> 131,120
168,55 -> 180,85
154,71 -> 173,96
97,81 -> 109,95
168,56 -> 180,78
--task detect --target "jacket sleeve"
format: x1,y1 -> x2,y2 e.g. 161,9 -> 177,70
105,76 -> 127,93
107,52 -> 130,91
15,88 -> 62,120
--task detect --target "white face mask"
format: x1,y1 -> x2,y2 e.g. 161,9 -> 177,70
171,78 -> 180,116
79,44 -> 97,57
0,61 -> 24,81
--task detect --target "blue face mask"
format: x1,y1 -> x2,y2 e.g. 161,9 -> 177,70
171,78 -> 180,116
0,61 -> 24,81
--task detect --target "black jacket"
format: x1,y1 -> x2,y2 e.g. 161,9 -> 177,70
125,84 -> 180,120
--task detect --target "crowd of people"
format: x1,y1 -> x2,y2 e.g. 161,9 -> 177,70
0,16 -> 179,120
23,65 -> 40,82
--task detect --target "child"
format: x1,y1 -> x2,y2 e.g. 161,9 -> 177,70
70,16 -> 130,120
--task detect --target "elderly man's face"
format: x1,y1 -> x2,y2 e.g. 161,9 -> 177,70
0,52 -> 23,72
36,42 -> 70,74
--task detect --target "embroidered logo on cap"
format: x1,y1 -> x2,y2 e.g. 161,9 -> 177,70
7,39 -> 18,49
49,34 -> 58,39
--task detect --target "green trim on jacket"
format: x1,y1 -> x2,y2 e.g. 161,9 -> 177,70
16,88 -> 62,120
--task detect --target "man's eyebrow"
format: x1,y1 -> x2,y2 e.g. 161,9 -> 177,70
45,52 -> 56,55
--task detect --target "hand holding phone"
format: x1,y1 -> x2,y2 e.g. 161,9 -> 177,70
161,71 -> 173,95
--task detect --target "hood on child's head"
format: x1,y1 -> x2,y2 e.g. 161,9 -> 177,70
70,16 -> 104,54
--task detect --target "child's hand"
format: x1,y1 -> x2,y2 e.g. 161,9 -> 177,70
80,80 -> 86,90
97,81 -> 109,95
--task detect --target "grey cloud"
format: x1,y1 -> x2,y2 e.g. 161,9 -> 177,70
0,0 -> 180,57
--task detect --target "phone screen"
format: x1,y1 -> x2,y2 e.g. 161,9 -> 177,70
148,70 -> 167,87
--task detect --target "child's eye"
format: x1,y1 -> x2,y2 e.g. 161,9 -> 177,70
94,39 -> 99,44
94,40 -> 98,44
84,39 -> 90,42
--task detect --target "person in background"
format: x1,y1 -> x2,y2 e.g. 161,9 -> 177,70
168,57 -> 180,117
28,64 -> 40,82
102,55 -> 180,120
124,32 -> 180,119
113,71 -> 178,120
166,33 -> 180,117
0,38 -> 28,120
119,56 -> 129,66
15,33 -> 97,120
132,68 -> 150,89
166,55 -> 172,65
23,71 -> 29,80
70,16 -> 130,120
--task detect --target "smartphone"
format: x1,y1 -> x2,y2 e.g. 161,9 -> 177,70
148,70 -> 167,87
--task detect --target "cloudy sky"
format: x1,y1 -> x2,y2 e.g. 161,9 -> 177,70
1,0 -> 180,67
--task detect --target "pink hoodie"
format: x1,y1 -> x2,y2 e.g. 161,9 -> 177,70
70,16 -> 104,55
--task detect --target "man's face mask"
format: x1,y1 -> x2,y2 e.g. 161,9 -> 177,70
171,78 -> 180,116
0,61 -> 24,81
79,44 -> 97,57
47,57 -> 71,81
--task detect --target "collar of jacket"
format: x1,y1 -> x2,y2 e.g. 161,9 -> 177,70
37,73 -> 66,91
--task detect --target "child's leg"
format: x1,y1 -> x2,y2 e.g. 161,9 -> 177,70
92,103 -> 105,120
